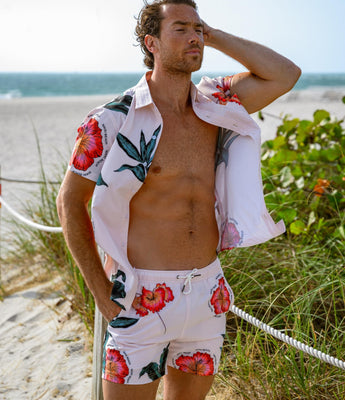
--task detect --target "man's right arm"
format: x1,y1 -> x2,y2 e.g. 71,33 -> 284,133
56,171 -> 121,322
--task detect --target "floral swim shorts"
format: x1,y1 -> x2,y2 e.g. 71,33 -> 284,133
102,258 -> 234,385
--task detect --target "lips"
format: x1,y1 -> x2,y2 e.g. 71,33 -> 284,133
185,47 -> 201,55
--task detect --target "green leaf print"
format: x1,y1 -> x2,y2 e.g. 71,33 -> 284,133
117,134 -> 143,162
159,343 -> 170,376
115,269 -> 126,282
139,362 -> 161,381
215,129 -> 240,168
114,125 -> 161,182
110,281 -> 126,301
109,317 -> 139,328
139,343 -> 170,381
104,95 -> 133,115
116,164 -> 146,182
96,173 -> 108,187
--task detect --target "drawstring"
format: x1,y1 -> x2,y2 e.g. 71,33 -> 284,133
176,268 -> 201,294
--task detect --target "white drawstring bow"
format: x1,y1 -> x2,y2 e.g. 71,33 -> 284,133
176,268 -> 201,294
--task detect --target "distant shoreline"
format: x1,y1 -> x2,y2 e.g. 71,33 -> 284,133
1,72 -> 344,99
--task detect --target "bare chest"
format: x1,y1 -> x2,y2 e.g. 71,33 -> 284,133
149,113 -> 219,178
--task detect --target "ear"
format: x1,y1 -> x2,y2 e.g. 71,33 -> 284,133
144,34 -> 158,54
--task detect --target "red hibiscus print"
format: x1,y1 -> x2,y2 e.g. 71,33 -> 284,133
103,349 -> 129,384
132,283 -> 174,316
155,283 -> 174,303
70,117 -> 103,171
210,277 -> 231,315
141,286 -> 166,313
132,295 -> 149,317
175,352 -> 214,376
212,76 -> 242,106
220,221 -> 241,251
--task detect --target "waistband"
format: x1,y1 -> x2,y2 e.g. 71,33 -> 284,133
133,257 -> 221,282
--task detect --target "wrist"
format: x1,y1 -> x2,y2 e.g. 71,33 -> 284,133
204,28 -> 225,48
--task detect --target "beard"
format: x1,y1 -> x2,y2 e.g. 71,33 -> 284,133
158,46 -> 204,75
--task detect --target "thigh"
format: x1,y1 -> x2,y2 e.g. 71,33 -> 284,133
163,366 -> 214,400
103,378 -> 160,400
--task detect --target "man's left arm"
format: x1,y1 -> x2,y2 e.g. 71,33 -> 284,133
203,23 -> 301,114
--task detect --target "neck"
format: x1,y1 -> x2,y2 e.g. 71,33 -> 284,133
147,68 -> 193,113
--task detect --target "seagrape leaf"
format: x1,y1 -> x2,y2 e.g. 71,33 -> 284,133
290,220 -> 306,235
273,135 -> 286,150
109,317 -> 139,329
281,118 -> 300,133
313,110 -> 330,124
325,145 -> 342,162
278,208 -> 297,224
269,149 -> 297,168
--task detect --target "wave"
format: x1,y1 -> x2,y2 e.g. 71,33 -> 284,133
0,89 -> 22,99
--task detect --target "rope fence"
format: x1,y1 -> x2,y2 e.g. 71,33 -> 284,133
0,195 -> 62,233
0,184 -> 344,372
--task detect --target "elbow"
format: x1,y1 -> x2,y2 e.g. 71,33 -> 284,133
285,63 -> 302,91
56,189 -> 64,223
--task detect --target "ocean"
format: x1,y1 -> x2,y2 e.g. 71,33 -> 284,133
1,72 -> 345,99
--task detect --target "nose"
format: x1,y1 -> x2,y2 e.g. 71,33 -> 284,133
189,30 -> 201,45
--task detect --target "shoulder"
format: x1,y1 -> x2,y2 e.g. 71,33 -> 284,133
196,75 -> 241,106
82,92 -> 134,130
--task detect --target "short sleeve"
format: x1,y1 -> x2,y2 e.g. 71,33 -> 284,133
197,75 -> 242,106
68,106 -> 124,182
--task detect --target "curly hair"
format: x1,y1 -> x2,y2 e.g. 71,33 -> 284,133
135,0 -> 198,69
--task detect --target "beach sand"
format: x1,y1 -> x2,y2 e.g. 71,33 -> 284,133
0,87 -> 344,399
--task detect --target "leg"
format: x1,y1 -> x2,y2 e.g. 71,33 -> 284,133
103,378 -> 160,400
163,366 -> 214,400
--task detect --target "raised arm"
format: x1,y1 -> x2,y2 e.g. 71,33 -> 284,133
203,22 -> 301,114
56,171 -> 121,322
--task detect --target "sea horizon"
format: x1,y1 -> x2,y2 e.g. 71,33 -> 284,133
0,71 -> 345,99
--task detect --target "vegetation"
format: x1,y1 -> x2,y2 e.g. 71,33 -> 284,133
1,99 -> 344,399
216,102 -> 345,399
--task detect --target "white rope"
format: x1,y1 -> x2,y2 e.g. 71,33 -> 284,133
230,304 -> 345,370
0,195 -> 62,233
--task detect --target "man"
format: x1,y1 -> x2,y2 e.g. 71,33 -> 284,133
57,0 -> 301,399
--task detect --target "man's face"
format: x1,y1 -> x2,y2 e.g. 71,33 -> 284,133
152,4 -> 204,74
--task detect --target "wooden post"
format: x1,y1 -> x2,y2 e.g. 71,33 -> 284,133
91,247 -> 108,400
91,305 -> 108,400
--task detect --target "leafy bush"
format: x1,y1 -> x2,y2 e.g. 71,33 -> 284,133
261,108 -> 344,242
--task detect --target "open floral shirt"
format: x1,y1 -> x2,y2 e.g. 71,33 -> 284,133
69,72 -> 285,311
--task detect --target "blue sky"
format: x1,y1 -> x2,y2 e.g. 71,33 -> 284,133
1,0 -> 344,73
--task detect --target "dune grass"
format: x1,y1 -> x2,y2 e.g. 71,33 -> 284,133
0,103 -> 344,399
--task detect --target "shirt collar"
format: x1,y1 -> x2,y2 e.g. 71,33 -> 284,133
134,71 -> 155,109
134,71 -> 200,109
